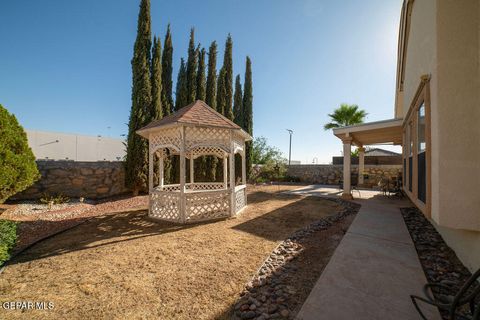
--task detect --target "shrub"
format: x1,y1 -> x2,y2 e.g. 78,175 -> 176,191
40,193 -> 70,205
0,104 -> 40,203
0,219 -> 17,266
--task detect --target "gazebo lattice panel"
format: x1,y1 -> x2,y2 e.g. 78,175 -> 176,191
235,186 -> 247,214
150,190 -> 181,222
185,190 -> 231,222
137,100 -> 252,224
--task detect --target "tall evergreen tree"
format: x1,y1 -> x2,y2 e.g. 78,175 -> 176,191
233,75 -> 244,181
233,74 -> 243,126
222,34 -> 234,120
196,48 -> 206,101
175,58 -> 188,110
151,36 -> 162,120
216,67 -> 226,116
125,0 -> 152,195
186,28 -> 198,104
205,41 -> 218,181
243,56 -> 253,178
205,41 -> 217,110
161,24 -> 173,115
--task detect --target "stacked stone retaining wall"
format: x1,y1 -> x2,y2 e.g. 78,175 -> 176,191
286,164 -> 402,187
11,160 -> 129,200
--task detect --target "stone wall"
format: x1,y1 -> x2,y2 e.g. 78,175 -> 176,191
12,160 -> 129,200
287,164 -> 402,187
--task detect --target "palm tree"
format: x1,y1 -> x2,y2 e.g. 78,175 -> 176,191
323,103 -> 368,130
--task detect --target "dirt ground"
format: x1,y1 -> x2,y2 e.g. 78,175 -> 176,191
0,185 -> 342,320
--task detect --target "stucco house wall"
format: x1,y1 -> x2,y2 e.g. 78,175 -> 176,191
399,0 -> 480,270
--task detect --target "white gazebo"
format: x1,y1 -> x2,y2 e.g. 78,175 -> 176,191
137,100 -> 252,224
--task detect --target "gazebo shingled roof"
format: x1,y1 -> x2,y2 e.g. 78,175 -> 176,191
138,100 -> 242,136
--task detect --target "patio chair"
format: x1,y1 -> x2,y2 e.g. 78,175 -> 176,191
410,268 -> 480,320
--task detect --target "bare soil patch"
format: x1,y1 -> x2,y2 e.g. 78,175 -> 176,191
0,185 -> 343,320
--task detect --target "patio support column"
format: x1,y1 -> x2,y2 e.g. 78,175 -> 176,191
223,156 -> 228,189
159,152 -> 164,189
358,146 -> 365,186
190,156 -> 194,184
342,136 -> 353,200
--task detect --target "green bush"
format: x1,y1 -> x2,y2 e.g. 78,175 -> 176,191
0,104 -> 40,203
0,219 -> 18,266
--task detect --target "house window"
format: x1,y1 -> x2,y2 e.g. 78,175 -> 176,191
417,103 -> 426,203
408,122 -> 413,192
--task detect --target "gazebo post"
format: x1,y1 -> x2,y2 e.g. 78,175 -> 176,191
190,156 -> 194,184
180,126 -> 186,223
158,152 -> 164,190
223,156 -> 228,189
241,148 -> 246,186
229,138 -> 236,216
148,143 -> 153,192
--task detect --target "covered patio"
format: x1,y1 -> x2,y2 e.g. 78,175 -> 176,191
332,118 -> 403,199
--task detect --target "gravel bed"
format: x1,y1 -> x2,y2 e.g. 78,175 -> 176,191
6,196 -> 149,256
8,200 -> 90,217
401,207 -> 479,320
232,199 -> 360,320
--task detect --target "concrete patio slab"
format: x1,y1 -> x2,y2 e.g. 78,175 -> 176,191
291,185 -> 441,320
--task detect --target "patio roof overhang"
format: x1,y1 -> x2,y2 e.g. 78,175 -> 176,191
333,118 -> 403,146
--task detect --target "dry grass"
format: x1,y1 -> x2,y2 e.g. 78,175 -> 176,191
0,185 -> 341,320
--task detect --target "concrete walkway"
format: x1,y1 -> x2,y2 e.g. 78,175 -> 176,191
288,185 -> 441,320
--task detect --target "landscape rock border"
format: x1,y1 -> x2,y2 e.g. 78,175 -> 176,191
401,207 -> 478,320
232,198 -> 360,320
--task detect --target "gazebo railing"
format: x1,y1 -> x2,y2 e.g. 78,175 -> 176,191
150,183 -> 247,223
150,190 -> 182,222
185,189 -> 231,222
155,182 -> 225,192
234,185 -> 247,214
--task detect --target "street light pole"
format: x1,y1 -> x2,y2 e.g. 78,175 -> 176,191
286,129 -> 293,165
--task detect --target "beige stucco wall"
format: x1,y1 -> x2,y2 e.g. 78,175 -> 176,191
435,0 -> 480,231
433,222 -> 480,273
401,0 -> 440,223
399,0 -> 480,271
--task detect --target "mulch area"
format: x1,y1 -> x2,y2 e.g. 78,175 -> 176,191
1,196 -> 148,256
401,207 -> 479,320
232,199 -> 361,320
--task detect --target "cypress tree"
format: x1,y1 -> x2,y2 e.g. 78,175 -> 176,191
196,48 -> 206,101
125,0 -> 152,195
161,24 -> 173,115
194,47 -> 207,180
205,42 -> 218,181
216,67 -> 226,116
151,36 -> 162,120
233,75 -> 243,181
233,74 -> 243,126
175,58 -> 188,110
243,56 -> 253,178
186,28 -> 197,104
222,34 -> 234,120
205,41 -> 217,110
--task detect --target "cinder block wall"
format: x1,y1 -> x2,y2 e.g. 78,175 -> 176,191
11,160 -> 129,200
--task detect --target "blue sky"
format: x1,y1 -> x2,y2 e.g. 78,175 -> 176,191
1,0 -> 402,163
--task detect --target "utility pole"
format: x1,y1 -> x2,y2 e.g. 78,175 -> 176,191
286,129 -> 293,165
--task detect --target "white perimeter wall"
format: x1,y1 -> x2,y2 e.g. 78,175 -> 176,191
26,129 -> 125,162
